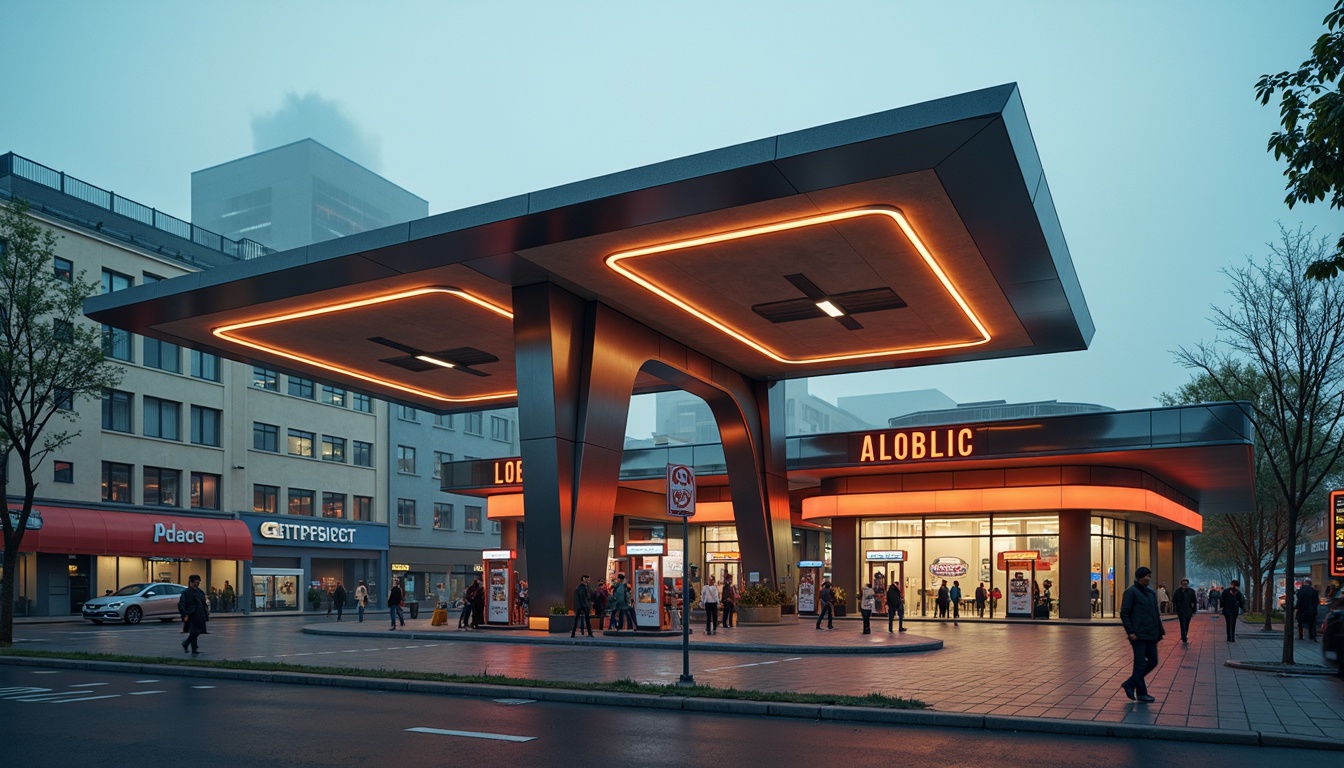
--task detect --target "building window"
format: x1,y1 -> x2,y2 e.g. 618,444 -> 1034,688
191,350 -> 220,382
101,461 -> 132,502
321,435 -> 346,462
54,387 -> 73,411
397,445 -> 416,474
491,415 -> 512,442
143,271 -> 164,284
102,325 -> 133,361
53,460 -> 73,483
433,503 -> 454,530
288,488 -> 315,516
253,484 -> 279,514
322,492 -> 346,519
288,429 -> 315,457
102,389 -> 132,432
432,452 -> 452,480
252,367 -> 279,390
397,498 -> 417,527
465,412 -> 483,435
492,520 -> 502,535
397,404 -> 417,421
191,472 -> 220,510
191,406 -> 221,447
353,495 -> 373,522
102,268 -> 132,294
288,376 -> 314,399
352,392 -> 372,412
253,422 -> 279,452
321,385 -> 346,407
143,338 -> 181,373
143,397 -> 181,440
434,413 -> 454,429
53,257 -> 73,281
353,440 -> 373,467
143,466 -> 180,507
465,505 -> 483,532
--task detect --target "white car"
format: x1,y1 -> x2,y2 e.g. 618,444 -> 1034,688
82,582 -> 187,625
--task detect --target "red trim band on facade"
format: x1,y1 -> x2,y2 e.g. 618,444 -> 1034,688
16,507 -> 253,561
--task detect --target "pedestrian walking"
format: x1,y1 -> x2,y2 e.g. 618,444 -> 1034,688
1172,578 -> 1197,643
950,580 -> 962,623
459,578 -> 481,629
1119,566 -> 1163,703
816,580 -> 835,630
1208,584 -> 1222,615
610,573 -> 632,630
354,580 -> 369,622
1220,580 -> 1245,641
887,581 -> 905,632
333,581 -> 347,621
1196,586 -> 1208,613
178,574 -> 209,656
1156,583 -> 1170,614
388,578 -> 405,630
571,575 -> 594,637
702,576 -> 721,635
1296,578 -> 1320,641
937,580 -> 950,619
860,582 -> 875,634
721,580 -> 737,628
974,582 -> 987,618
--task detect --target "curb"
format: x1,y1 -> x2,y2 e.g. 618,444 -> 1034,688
299,625 -> 945,655
1,655 -> 1339,751
1224,660 -> 1339,676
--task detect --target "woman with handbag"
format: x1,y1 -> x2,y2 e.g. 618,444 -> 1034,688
354,580 -> 369,623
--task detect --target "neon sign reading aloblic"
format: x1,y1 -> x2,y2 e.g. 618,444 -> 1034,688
857,428 -> 974,463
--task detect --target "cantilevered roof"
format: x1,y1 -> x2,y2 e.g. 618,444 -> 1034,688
85,83 -> 1093,411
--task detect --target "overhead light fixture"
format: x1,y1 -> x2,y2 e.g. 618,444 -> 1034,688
414,355 -> 456,369
815,300 -> 844,318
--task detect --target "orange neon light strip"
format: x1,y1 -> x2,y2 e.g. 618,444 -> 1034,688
212,286 -> 517,405
800,485 -> 1203,532
605,207 -> 991,365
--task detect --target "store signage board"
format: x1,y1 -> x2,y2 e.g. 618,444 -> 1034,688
482,549 -> 515,561
798,560 -> 826,568
865,550 -> 906,562
634,568 -> 661,628
706,551 -> 741,563
391,563 -> 411,572
667,464 -> 696,517
626,543 -> 666,556
1007,572 -> 1032,617
1332,490 -> 1344,577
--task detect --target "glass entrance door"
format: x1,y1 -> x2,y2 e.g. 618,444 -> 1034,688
251,569 -> 301,611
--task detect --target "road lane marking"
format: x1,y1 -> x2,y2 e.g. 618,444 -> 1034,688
31,671 -> 61,675
341,649 -> 360,653
0,687 -> 50,696
69,683 -> 109,687
492,699 -> 536,705
10,691 -> 95,701
701,657 -> 804,673
129,691 -> 165,695
406,727 -> 534,742
52,695 -> 121,704
135,680 -> 160,683
192,686 -> 216,689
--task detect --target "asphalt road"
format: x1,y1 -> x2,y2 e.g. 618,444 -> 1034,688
1,663 -> 1330,768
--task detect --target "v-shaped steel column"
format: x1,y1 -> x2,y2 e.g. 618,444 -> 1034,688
513,283 -> 791,614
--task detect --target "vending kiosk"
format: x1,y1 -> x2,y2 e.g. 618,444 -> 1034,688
623,542 -> 666,630
796,560 -> 825,615
482,549 -> 517,625
865,550 -> 906,616
1000,549 -> 1039,619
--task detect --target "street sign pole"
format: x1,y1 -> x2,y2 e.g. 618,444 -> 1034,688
667,463 -> 696,687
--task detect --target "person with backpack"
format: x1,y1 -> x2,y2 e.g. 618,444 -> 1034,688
610,573 -> 632,631
949,580 -> 963,623
815,580 -> 835,630
1221,580 -> 1246,641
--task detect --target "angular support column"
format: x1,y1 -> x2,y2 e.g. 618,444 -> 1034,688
512,283 -> 791,614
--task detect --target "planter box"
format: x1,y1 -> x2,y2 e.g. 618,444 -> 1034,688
834,605 -> 848,617
737,604 -> 782,623
781,604 -> 796,615
544,614 -> 575,634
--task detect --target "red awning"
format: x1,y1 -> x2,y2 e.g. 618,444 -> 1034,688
15,506 -> 253,561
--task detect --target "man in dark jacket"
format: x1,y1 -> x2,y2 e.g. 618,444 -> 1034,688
816,581 -> 834,630
1296,578 -> 1320,641
1171,578 -> 1198,644
571,575 -> 593,637
179,575 -> 209,656
1220,580 -> 1245,641
1119,566 -> 1164,702
886,581 -> 905,633
333,581 -> 347,621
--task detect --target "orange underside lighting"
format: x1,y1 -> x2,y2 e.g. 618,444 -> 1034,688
605,207 -> 992,365
801,485 -> 1203,532
487,494 -> 525,520
212,286 -> 517,405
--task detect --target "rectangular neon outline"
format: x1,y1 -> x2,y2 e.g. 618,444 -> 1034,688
212,286 -> 517,405
605,207 -> 992,365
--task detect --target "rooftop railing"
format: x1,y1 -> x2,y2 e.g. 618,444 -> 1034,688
1,152 -> 273,262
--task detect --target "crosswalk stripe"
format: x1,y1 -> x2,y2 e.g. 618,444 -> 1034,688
52,695 -> 121,704
406,727 -> 535,742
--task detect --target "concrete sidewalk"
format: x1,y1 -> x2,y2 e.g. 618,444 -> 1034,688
298,608 -> 1344,741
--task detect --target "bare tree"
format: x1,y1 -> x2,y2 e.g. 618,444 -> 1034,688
1176,225 -> 1344,664
1,200 -> 121,646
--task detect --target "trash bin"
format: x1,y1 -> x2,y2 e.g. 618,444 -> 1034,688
407,600 -> 420,619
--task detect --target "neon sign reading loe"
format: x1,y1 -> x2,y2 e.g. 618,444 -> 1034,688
857,428 -> 974,463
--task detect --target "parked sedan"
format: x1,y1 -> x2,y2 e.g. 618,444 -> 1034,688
82,582 -> 187,625
1323,593 -> 1344,677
